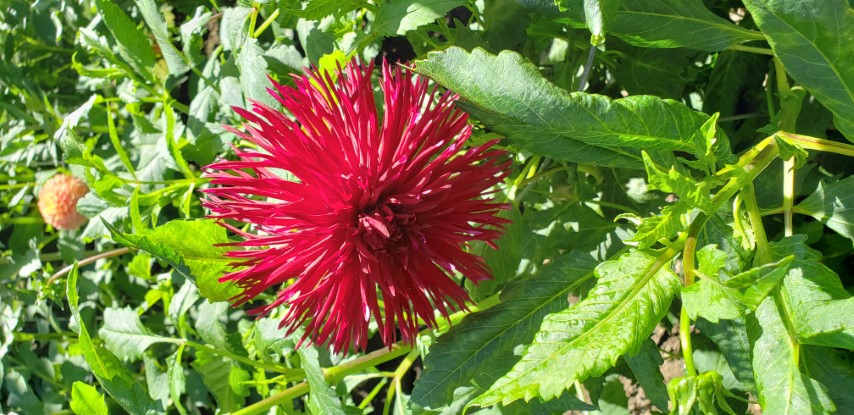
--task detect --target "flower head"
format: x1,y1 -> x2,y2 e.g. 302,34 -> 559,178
203,60 -> 509,353
38,173 -> 89,230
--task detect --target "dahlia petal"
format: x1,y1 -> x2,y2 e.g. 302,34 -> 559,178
203,59 -> 509,353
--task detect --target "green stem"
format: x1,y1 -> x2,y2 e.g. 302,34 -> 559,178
679,212 -> 706,378
0,182 -> 34,190
183,341 -> 299,375
231,344 -> 412,415
778,132 -> 854,158
773,58 -> 797,237
727,44 -> 774,56
383,348 -> 420,415
741,184 -> 771,264
253,9 -> 280,38
45,247 -> 135,286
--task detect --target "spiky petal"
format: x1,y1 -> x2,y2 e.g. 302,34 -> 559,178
203,60 -> 509,353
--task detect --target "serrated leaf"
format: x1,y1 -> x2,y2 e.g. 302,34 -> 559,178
298,345 -> 347,415
642,153 -> 714,212
683,279 -> 744,323
191,349 -> 249,412
135,0 -> 190,76
768,236 -> 854,349
99,307 -> 178,362
796,177 -> 854,242
373,0 -> 465,36
412,251 -> 599,408
70,382 -> 108,415
93,0 -> 156,78
747,295 -> 835,414
237,38 -> 277,108
471,250 -> 681,407
743,0 -> 854,141
414,47 -> 712,169
556,0 -> 765,51
106,219 -> 241,302
631,202 -> 689,248
66,265 -> 161,415
666,371 -> 735,415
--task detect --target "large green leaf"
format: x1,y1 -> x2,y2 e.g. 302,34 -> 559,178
743,0 -> 854,141
747,295 -> 835,414
106,219 -> 241,302
93,0 -> 156,79
768,237 -> 854,349
414,47 -> 712,169
98,307 -> 179,362
191,349 -> 249,412
556,0 -> 765,51
373,0 -> 465,36
134,0 -> 190,76
66,265 -> 161,415
69,382 -> 108,415
471,250 -> 680,407
411,251 -> 599,408
297,346 -> 348,415
624,339 -> 668,412
796,177 -> 854,242
802,346 -> 854,414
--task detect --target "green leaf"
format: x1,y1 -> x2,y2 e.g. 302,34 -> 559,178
743,0 -> 854,141
167,346 -> 188,415
695,318 -> 756,393
581,0 -> 618,45
238,38 -> 277,108
283,0 -> 364,20
135,0 -> 190,76
685,246 -> 792,322
642,153 -> 714,212
768,236 -> 854,349
796,177 -> 854,242
611,43 -> 695,99
415,47 -> 711,169
471,250 -> 680,407
666,371 -> 736,415
629,202 -> 689,248
106,219 -> 241,302
373,0 -> 465,36
624,339 -> 668,412
191,349 -> 250,412
99,306 -> 179,362
556,0 -> 765,51
411,251 -> 599,408
70,382 -> 108,415
298,345 -> 347,415
93,0 -> 156,78
66,264 -> 161,415
747,295 -> 836,414
802,346 -> 854,414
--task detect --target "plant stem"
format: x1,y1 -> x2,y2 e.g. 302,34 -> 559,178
183,341 -> 299,375
741,184 -> 771,264
382,348 -> 420,415
727,44 -> 774,56
577,45 -> 597,92
679,212 -> 706,378
778,132 -> 854,158
45,247 -> 135,286
231,344 -> 412,415
253,9 -> 280,38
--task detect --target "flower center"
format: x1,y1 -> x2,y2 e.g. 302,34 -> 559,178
357,202 -> 412,252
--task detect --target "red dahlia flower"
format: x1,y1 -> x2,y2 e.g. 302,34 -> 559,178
203,60 -> 509,353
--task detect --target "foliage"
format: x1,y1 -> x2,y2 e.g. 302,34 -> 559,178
1,0 -> 852,414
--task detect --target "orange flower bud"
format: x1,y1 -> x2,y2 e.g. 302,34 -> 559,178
38,174 -> 89,230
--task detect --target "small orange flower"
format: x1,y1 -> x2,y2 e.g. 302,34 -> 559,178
38,174 -> 89,230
